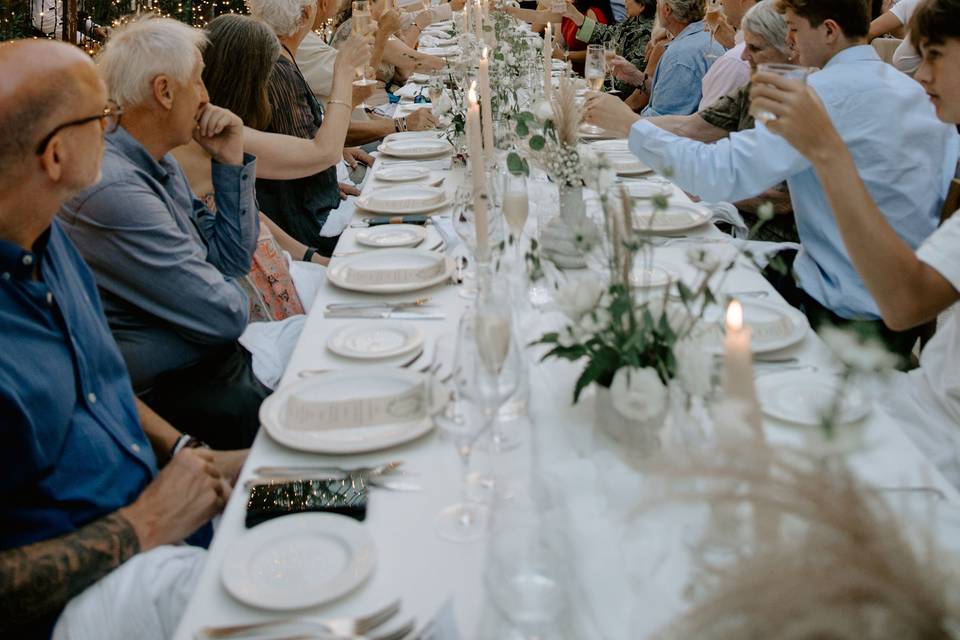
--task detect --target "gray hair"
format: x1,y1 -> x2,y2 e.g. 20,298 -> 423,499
97,15 -> 207,109
662,0 -> 706,23
246,0 -> 315,37
741,0 -> 790,54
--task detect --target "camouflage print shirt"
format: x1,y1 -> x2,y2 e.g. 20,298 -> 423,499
698,81 -> 755,133
575,15 -> 654,95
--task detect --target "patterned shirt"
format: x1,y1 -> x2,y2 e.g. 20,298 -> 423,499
698,81 -> 754,133
575,15 -> 653,95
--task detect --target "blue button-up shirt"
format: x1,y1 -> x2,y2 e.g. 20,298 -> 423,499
629,45 -> 960,318
58,128 -> 259,391
0,220 -> 157,551
609,0 -> 626,22
641,20 -> 725,116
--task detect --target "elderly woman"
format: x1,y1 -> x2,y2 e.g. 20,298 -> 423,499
585,0 -> 798,241
247,0 -> 370,255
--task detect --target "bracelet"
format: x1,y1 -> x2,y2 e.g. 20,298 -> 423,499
168,434 -> 208,461
303,247 -> 318,262
394,116 -> 408,132
328,99 -> 352,109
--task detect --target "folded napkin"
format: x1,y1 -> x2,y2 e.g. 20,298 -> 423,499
394,83 -> 425,99
702,201 -> 748,238
239,315 -> 307,390
730,238 -> 801,269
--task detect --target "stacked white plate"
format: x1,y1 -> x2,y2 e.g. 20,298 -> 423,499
375,165 -> 431,183
756,371 -> 871,426
632,201 -> 712,233
355,223 -> 427,248
379,137 -> 453,159
221,513 -> 375,610
699,299 -> 810,354
621,177 -> 673,199
419,46 -> 461,58
590,139 -> 630,154
629,265 -> 674,289
327,248 -> 454,293
356,185 -> 450,214
260,369 -> 439,453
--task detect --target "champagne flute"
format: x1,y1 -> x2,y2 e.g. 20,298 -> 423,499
603,41 -> 618,94
582,45 -> 607,135
352,0 -> 378,88
502,171 -> 529,276
434,330 -> 492,543
704,0 -> 723,60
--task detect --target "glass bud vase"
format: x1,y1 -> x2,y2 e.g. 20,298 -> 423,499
592,385 -> 665,469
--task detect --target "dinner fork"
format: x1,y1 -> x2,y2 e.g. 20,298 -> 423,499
199,600 -> 402,639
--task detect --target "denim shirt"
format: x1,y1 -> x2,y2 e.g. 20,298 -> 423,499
641,20 -> 724,117
629,46 -> 960,318
0,220 -> 157,552
58,128 -> 259,391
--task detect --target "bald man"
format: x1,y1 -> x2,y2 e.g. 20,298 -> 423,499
0,41 -> 239,640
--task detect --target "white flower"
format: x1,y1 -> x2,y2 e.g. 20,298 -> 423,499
609,367 -> 668,422
819,325 -> 899,373
553,275 -> 605,321
757,201 -> 775,221
581,148 -> 616,194
557,325 -> 579,348
685,247 -> 722,273
533,98 -> 553,123
674,335 -> 714,398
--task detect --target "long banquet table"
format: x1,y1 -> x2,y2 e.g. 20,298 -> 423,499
173,136 -> 960,639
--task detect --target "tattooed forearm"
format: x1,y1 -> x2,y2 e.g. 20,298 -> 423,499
0,512 -> 140,630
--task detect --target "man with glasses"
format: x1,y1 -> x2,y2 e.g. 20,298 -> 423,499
0,40 -> 238,640
59,15 -> 267,450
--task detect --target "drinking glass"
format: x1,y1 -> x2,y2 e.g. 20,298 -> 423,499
502,171 -> 529,276
704,0 -> 723,60
603,41 -> 618,93
434,331 -> 492,543
452,182 -> 504,298
750,63 -> 812,123
584,44 -> 605,92
352,1 -> 378,88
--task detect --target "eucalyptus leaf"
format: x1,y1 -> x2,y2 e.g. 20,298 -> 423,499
530,134 -> 546,151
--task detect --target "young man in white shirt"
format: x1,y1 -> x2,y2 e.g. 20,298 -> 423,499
583,0 -> 959,361
749,0 -> 960,484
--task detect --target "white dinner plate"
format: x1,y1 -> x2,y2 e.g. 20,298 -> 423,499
408,72 -> 431,84
261,369 -> 441,453
355,223 -> 427,248
578,123 -> 622,140
327,322 -> 423,360
632,201 -> 712,234
418,46 -> 461,58
375,165 -> 432,183
606,152 -> 652,176
327,248 -> 454,293
356,185 -> 451,215
379,137 -> 454,159
699,298 -> 810,354
221,513 -> 375,610
589,139 -> 631,154
755,370 -> 872,427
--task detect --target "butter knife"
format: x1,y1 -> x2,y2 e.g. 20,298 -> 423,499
324,309 -> 446,319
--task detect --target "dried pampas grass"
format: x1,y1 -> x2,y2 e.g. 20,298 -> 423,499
550,72 -> 582,148
642,444 -> 960,640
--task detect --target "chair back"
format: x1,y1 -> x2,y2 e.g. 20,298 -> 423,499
871,37 -> 902,64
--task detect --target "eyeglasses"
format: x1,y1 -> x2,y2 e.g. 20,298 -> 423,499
35,101 -> 124,156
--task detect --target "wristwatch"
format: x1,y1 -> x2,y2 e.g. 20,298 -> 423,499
169,434 -> 209,461
303,247 -> 319,262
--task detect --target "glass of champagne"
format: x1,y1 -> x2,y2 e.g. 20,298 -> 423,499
502,171 -> 529,274
704,0 -> 723,60
582,45 -> 607,135
604,41 -> 618,93
352,0 -> 378,88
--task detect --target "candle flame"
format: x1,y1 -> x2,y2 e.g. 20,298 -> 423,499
468,80 -> 478,104
481,46 -> 488,60
726,299 -> 743,331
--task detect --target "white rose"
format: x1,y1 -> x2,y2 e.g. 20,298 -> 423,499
609,367 -> 667,422
685,246 -> 722,273
533,98 -> 553,123
674,335 -> 714,398
553,275 -> 606,321
579,308 -> 611,334
557,325 -> 579,348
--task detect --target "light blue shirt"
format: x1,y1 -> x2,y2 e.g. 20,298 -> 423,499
609,0 -> 626,22
629,45 -> 960,319
641,20 -> 724,117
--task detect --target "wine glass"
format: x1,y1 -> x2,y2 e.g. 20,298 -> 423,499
704,0 -> 723,60
452,182 -> 505,299
434,330 -> 493,543
352,0 -> 378,89
603,41 -> 618,94
502,170 -> 529,280
582,45 -> 607,135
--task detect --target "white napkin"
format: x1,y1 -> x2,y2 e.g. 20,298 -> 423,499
702,201 -> 749,238
730,238 -> 801,269
320,194 -> 358,237
239,315 -> 307,390
393,83 -> 425,100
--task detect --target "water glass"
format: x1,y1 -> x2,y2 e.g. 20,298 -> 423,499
751,63 -> 812,123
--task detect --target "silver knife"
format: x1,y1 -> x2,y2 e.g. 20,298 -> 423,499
326,300 -> 431,311
324,310 -> 446,319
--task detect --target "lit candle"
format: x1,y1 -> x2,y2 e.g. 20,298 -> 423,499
466,82 -> 490,262
542,22 -> 553,98
479,47 -> 494,162
722,299 -> 763,436
473,0 -> 483,41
